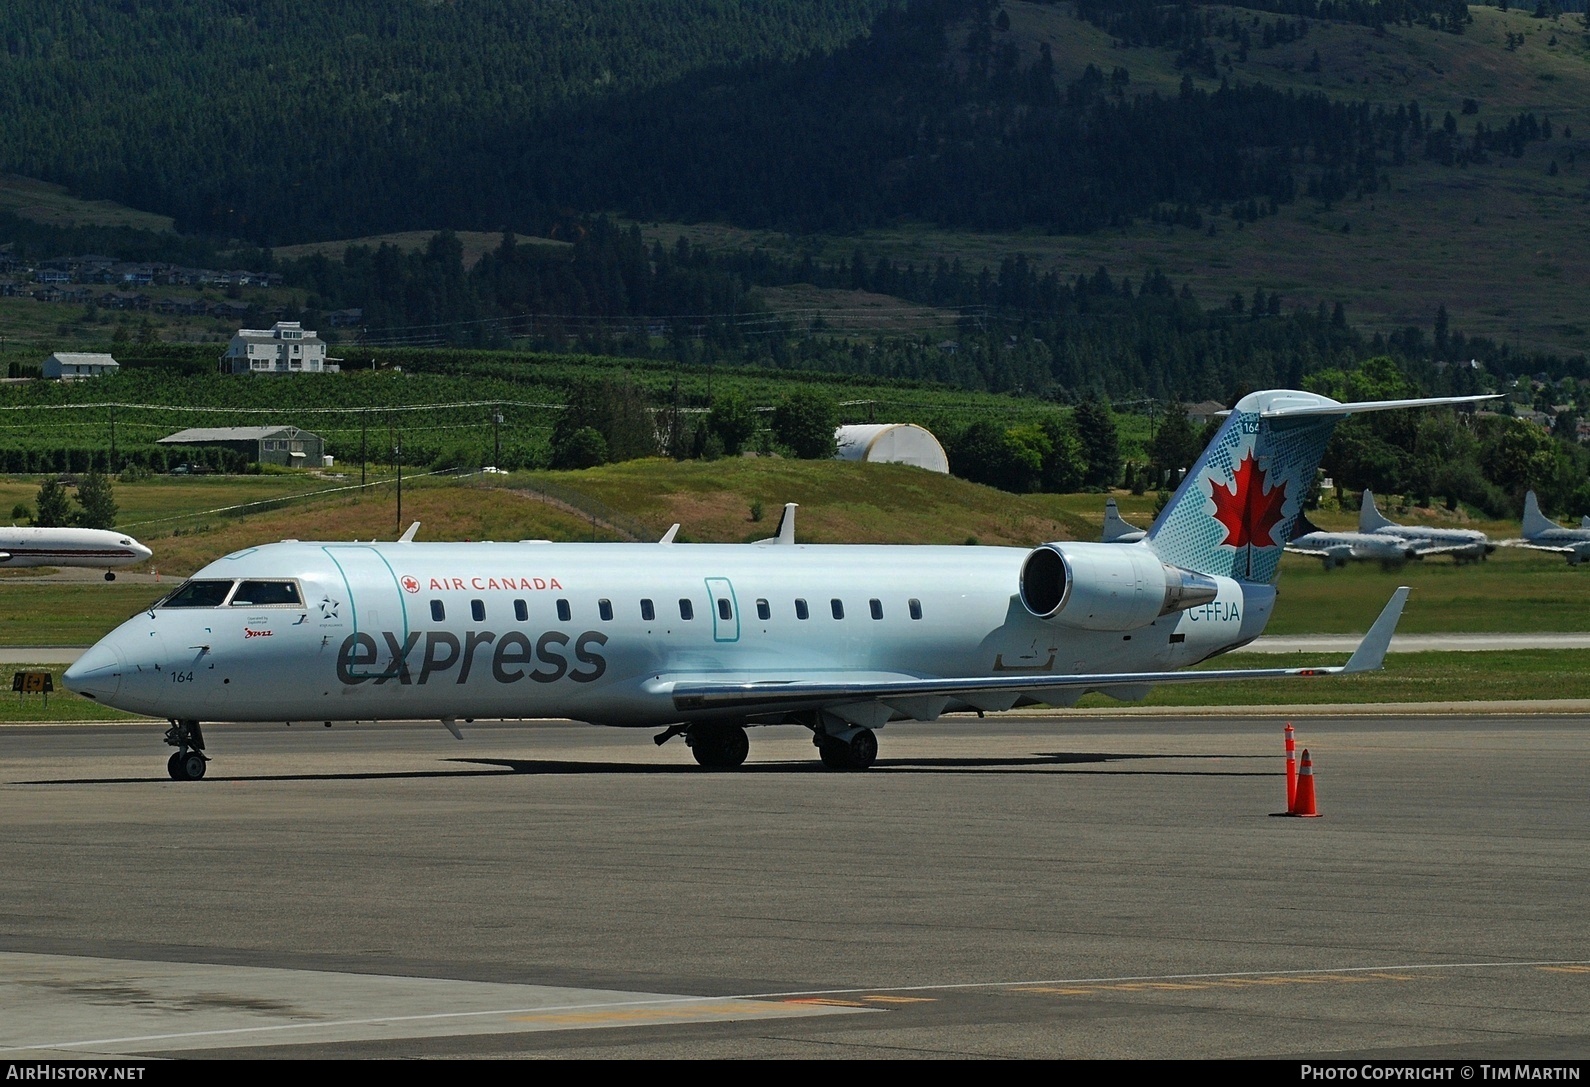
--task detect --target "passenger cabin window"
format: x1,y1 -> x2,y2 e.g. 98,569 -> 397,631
556,599 -> 571,623
641,599 -> 655,622
514,599 -> 528,622
909,598 -> 923,620
471,599 -> 485,622
831,599 -> 844,620
232,581 -> 300,607
717,598 -> 732,621
756,599 -> 770,621
869,598 -> 883,620
795,598 -> 809,620
431,600 -> 445,622
598,599 -> 613,621
160,580 -> 234,608
679,599 -> 694,621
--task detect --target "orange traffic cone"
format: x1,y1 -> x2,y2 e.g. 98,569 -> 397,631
1289,748 -> 1322,817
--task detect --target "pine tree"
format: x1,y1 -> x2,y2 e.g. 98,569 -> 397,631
73,471 -> 118,529
34,479 -> 71,528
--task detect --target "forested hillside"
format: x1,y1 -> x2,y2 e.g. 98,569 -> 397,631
6,0 -> 1570,242
0,0 -> 895,241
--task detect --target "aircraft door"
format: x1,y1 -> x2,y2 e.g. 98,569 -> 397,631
705,577 -> 740,643
323,545 -> 410,678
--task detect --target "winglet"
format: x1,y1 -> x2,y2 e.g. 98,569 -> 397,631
1341,586 -> 1410,673
398,522 -> 421,543
755,502 -> 798,545
660,524 -> 680,544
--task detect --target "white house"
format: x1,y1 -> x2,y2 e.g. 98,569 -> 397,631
43,352 -> 119,380
222,321 -> 334,374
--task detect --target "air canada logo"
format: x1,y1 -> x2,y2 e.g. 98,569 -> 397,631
401,576 -> 420,593
1209,452 -> 1287,548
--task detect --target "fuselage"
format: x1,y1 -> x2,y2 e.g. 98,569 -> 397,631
1287,531 -> 1418,566
0,526 -> 151,568
65,539 -> 1271,726
1367,524 -> 1491,558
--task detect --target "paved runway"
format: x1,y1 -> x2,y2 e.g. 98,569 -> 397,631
2,713 -> 1589,1059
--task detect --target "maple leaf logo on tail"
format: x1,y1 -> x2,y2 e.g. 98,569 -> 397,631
1209,452 -> 1287,549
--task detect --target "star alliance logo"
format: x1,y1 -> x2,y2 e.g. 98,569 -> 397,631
319,596 -> 341,620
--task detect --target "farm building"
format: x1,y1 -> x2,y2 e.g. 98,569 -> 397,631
43,352 -> 119,380
158,426 -> 326,468
833,423 -> 949,473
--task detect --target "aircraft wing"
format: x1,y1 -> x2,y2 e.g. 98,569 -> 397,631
1408,541 -> 1481,556
1500,539 -> 1587,555
1283,543 -> 1350,559
656,588 -> 1409,716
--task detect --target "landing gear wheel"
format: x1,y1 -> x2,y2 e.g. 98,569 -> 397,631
816,729 -> 877,770
104,572 -> 116,581
688,724 -> 749,769
818,738 -> 848,769
846,728 -> 878,770
162,719 -> 208,781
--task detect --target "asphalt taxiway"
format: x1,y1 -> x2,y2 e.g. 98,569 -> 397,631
2,712 -> 1588,1059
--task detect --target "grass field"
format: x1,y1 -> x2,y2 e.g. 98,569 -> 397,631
0,458 -> 1579,649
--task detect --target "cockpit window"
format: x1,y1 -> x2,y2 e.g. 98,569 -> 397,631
159,580 -> 235,608
230,580 -> 302,607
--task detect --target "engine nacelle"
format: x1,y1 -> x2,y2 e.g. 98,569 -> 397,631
1018,543 -> 1220,631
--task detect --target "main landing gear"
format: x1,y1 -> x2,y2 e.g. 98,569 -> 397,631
685,723 -> 750,769
815,728 -> 877,771
163,719 -> 208,781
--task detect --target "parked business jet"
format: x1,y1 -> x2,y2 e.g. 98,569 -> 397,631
65,388 -> 1489,780
1502,491 -> 1590,564
0,526 -> 152,580
1359,490 -> 1493,562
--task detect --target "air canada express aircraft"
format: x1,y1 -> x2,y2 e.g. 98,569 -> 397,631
65,389 -> 1487,780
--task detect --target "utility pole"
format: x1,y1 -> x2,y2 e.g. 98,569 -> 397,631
394,442 -> 402,537
492,410 -> 502,468
360,414 -> 367,487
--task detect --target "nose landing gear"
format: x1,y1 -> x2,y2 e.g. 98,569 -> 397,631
163,719 -> 208,780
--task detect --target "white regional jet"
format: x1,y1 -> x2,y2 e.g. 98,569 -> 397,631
65,389 -> 1487,780
1503,490 -> 1590,564
0,526 -> 152,580
1359,489 -> 1493,562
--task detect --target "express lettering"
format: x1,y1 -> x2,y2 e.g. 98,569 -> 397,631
336,630 -> 607,686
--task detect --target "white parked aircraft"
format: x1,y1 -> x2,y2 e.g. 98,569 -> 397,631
1503,491 -> 1590,564
0,526 -> 152,580
1359,489 -> 1493,562
1285,520 -> 1425,569
65,388 -> 1488,780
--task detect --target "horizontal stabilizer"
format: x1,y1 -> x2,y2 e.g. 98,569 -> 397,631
1259,393 -> 1498,419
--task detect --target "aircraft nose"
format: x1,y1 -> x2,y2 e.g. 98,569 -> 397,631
64,640 -> 123,702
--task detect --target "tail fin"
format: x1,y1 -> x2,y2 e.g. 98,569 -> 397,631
1101,498 -> 1146,543
1146,390 -> 1496,583
1359,489 -> 1395,532
1522,490 -> 1558,538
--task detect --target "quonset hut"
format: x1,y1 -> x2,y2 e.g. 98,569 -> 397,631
833,424 -> 949,473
